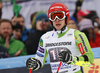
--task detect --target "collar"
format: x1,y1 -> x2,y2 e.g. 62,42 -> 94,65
54,27 -> 68,34
0,38 -> 15,43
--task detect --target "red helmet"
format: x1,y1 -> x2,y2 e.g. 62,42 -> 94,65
48,2 -> 69,24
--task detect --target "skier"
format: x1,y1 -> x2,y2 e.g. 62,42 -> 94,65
26,3 -> 94,73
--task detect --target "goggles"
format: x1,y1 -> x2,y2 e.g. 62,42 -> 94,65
42,19 -> 49,22
49,11 -> 66,21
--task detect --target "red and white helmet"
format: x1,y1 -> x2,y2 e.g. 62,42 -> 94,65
48,2 -> 69,24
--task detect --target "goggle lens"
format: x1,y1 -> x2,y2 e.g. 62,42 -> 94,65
50,11 -> 65,21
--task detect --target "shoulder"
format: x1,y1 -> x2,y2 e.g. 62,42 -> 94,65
74,30 -> 87,39
74,30 -> 85,35
0,46 -> 6,50
41,30 -> 54,39
11,39 -> 25,46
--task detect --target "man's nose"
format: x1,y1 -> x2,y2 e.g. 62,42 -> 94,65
55,18 -> 60,22
42,20 -> 47,24
5,28 -> 9,31
17,32 -> 21,35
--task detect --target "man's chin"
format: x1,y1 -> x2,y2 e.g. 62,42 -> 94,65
1,35 -> 9,39
56,28 -> 62,30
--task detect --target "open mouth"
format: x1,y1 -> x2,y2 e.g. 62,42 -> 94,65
56,24 -> 61,26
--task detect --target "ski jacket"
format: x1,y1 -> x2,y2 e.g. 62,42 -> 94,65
35,27 -> 94,73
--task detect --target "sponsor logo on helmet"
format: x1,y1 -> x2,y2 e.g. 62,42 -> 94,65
66,12 -> 69,15
50,6 -> 63,10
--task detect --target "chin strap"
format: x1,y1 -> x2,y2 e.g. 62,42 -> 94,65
60,25 -> 66,33
52,24 -> 67,33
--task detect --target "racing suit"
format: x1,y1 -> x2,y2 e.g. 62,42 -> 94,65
35,27 -> 94,73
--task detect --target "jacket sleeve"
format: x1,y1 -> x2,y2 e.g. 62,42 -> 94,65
74,30 -> 94,67
35,37 -> 48,68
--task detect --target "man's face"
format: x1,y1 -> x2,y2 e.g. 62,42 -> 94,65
12,16 -> 25,29
0,22 -> 12,39
41,19 -> 49,30
17,17 -> 25,29
13,29 -> 22,39
36,19 -> 49,31
67,20 -> 78,29
52,19 -> 66,30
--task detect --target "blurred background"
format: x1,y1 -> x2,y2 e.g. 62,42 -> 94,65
1,0 -> 100,29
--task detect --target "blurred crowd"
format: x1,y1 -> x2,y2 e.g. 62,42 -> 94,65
0,0 -> 100,59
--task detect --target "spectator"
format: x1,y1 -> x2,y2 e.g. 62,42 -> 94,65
73,0 -> 83,19
11,14 -> 29,42
13,22 -> 23,41
78,18 -> 100,48
0,45 -> 10,59
91,15 -> 100,30
25,11 -> 52,54
76,9 -> 90,23
92,20 -> 100,34
30,12 -> 37,27
85,10 -> 98,19
0,2 -> 3,19
29,12 -> 37,35
0,19 -> 27,57
77,10 -> 100,48
67,16 -> 78,30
